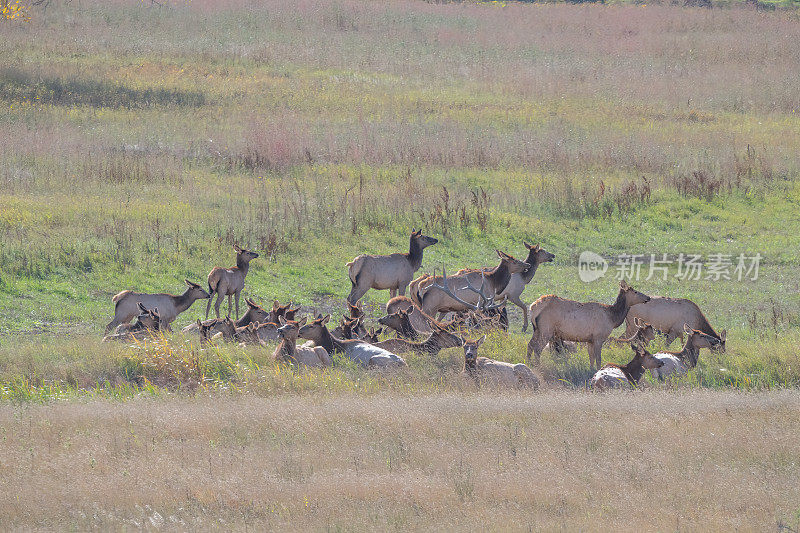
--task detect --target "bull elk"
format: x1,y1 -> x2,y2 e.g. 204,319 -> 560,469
462,335 -> 539,389
623,296 -> 726,351
346,229 -> 438,304
205,244 -> 259,320
414,250 -> 528,318
106,279 -> 210,333
526,281 -> 651,370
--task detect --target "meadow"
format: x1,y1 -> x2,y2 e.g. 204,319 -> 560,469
1,0 -> 800,529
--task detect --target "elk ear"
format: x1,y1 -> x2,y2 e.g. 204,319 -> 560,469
151,307 -> 159,317
620,280 -> 631,291
185,279 -> 193,287
376,327 -> 383,336
297,317 -> 307,326
196,319 -> 202,328
524,241 -> 533,250
477,335 -> 486,347
137,302 -> 148,312
458,336 -> 466,346
233,243 -> 243,253
634,317 -> 643,328
248,323 -> 256,331
322,314 -> 330,325
278,316 -> 287,325
683,323 -> 693,336
720,330 -> 727,342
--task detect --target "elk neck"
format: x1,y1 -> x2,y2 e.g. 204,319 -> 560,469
405,237 -> 425,271
609,288 -> 629,328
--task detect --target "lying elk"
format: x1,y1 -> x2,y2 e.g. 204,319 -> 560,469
623,296 -> 726,351
331,302 -> 367,339
183,297 -> 270,334
196,317 -> 280,345
273,317 -> 332,368
103,303 -> 161,342
462,335 -> 539,389
590,343 -> 664,390
464,242 -> 555,332
205,244 -> 259,320
414,250 -> 528,318
527,281 -> 651,370
385,296 -> 454,334
610,317 -> 656,347
649,324 -> 722,380
106,279 -> 209,333
298,315 -> 407,369
346,229 -> 438,304
378,308 -> 421,340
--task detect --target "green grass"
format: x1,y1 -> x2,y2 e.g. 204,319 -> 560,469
1,0 -> 800,397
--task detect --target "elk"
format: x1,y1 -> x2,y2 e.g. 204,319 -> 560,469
610,317 -> 657,346
526,281 -> 651,370
106,279 -> 210,333
371,327 -> 462,357
273,317 -> 332,368
196,317 -> 237,344
385,296 -> 455,334
415,250 -> 528,318
590,343 -> 664,390
298,315 -> 407,369
622,296 -> 726,351
103,303 -> 161,342
377,308 -> 421,340
649,324 -> 722,380
182,297 -> 270,334
331,302 -> 367,339
346,229 -> 438,304
466,242 -> 555,332
196,317 -> 279,345
462,336 -> 539,389
205,244 -> 259,320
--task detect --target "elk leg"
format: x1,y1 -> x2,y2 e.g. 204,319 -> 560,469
205,290 -> 215,319
664,329 -> 679,346
234,292 -> 240,320
213,292 -> 223,318
509,295 -> 528,332
227,294 -> 233,318
588,341 -> 602,370
389,288 -> 397,298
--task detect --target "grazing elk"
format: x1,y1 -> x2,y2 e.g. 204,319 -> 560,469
462,336 -> 539,389
106,279 -> 210,333
622,296 -> 726,351
414,250 -> 528,318
371,327 -> 462,357
649,324 -> 723,380
298,315 -> 407,369
205,244 -> 259,320
526,281 -> 651,370
103,303 -> 161,342
273,317 -> 332,368
346,229 -> 438,304
590,344 -> 664,390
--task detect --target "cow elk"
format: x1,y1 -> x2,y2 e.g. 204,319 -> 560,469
527,280 -> 651,370
273,317 -> 332,368
623,296 -> 726,351
462,336 -> 539,389
346,229 -> 438,304
205,244 -> 259,320
590,344 -> 664,390
650,324 -> 722,380
298,315 -> 407,369
106,279 -> 210,333
103,303 -> 162,342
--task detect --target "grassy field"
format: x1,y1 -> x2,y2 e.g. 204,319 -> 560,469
1,1 -> 800,529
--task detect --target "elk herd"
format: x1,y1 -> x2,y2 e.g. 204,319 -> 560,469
104,230 -> 728,390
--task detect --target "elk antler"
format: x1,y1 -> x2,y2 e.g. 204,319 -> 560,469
431,265 -> 507,313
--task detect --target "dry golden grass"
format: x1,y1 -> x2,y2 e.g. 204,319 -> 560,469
1,390 -> 798,531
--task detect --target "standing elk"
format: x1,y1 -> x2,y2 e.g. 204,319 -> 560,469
649,324 -> 723,380
346,229 -> 438,304
103,303 -> 161,342
106,279 -> 210,333
526,281 -> 651,370
590,343 -> 664,390
298,315 -> 407,369
622,296 -> 726,351
205,244 -> 259,320
413,250 -> 529,318
462,335 -> 539,389
273,317 -> 332,368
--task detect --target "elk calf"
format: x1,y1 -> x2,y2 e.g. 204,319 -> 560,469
462,336 -> 539,389
103,303 -> 161,342
106,279 -> 210,333
347,229 -> 438,303
206,244 -> 259,320
591,344 -> 664,390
